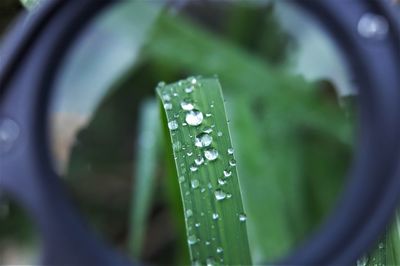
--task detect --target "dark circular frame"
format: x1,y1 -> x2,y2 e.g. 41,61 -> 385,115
0,0 -> 399,265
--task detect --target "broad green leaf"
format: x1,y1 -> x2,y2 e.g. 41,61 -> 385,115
157,77 -> 252,265
129,99 -> 161,257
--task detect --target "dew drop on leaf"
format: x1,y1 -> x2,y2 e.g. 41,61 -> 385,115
191,179 -> 200,189
190,165 -> 198,172
216,247 -> 223,254
239,213 -> 247,222
186,110 -> 204,126
214,189 -> 227,201
195,157 -> 204,166
168,120 -> 178,130
181,100 -> 194,111
195,133 -> 213,148
227,147 -> 234,155
188,235 -> 197,245
186,209 -> 193,218
212,213 -> 219,220
229,159 -> 237,166
223,170 -> 232,177
185,86 -> 194,93
204,149 -> 218,161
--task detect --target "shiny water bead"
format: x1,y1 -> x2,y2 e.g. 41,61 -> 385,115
217,131 -> 223,137
218,178 -> 227,185
191,179 -> 200,189
168,120 -> 178,130
188,235 -> 197,245
186,209 -> 193,218
358,13 -> 389,40
195,133 -> 212,148
223,170 -> 232,177
191,78 -> 197,85
204,149 -> 218,161
186,110 -> 204,126
195,157 -> 204,166
226,193 -> 232,199
178,176 -> 185,183
216,247 -> 223,254
190,165 -> 198,172
164,102 -> 172,110
205,113 -> 212,117
206,258 -> 216,266
195,222 -> 201,228
214,189 -> 227,201
203,127 -> 213,134
212,213 -> 219,220
239,213 -> 247,222
227,147 -> 234,155
185,86 -> 194,93
181,100 -> 194,111
229,159 -> 237,166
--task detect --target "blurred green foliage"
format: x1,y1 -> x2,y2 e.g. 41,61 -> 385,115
0,0 -> 398,265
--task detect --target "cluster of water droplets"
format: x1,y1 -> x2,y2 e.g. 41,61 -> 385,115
160,77 -> 248,264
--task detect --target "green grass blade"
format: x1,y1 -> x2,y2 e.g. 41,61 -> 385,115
129,99 -> 161,257
156,77 -> 252,265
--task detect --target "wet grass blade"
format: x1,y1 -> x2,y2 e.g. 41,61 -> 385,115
156,77 -> 252,265
129,99 -> 161,257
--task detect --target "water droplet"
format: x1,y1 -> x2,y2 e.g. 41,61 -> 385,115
378,242 -> 384,249
217,247 -> 223,254
191,78 -> 197,85
229,159 -> 237,166
181,100 -> 194,111
203,127 -> 213,134
158,81 -> 166,87
195,157 -> 204,166
206,258 -> 215,266
173,92 -> 178,97
226,193 -> 232,199
239,213 -> 247,222
188,235 -> 197,245
191,179 -> 199,189
208,182 -> 213,189
201,188 -> 206,193
168,120 -> 178,130
205,241 -> 211,246
164,102 -> 172,110
186,209 -> 193,218
206,113 -> 212,117
214,189 -> 227,201
190,165 -> 198,172
185,191 -> 190,196
195,222 -> 200,227
204,149 -> 218,161
217,131 -> 223,137
357,255 -> 369,266
212,213 -> 219,220
218,178 -> 227,185
358,13 -> 389,40
227,148 -> 234,155
185,86 -> 194,93
178,176 -> 185,183
187,151 -> 193,157
195,133 -> 212,148
186,110 -> 203,126
223,170 -> 232,177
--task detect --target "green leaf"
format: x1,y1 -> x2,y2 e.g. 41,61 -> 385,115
129,99 -> 161,257
156,77 -> 252,265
